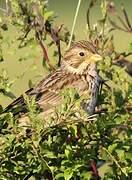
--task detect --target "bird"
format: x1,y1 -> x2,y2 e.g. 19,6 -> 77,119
3,40 -> 102,125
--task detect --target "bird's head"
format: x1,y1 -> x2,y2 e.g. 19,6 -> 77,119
61,40 -> 102,75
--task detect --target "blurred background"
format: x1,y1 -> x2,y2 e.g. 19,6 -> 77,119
0,0 -> 132,107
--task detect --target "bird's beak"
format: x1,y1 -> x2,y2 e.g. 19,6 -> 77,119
89,54 -> 102,62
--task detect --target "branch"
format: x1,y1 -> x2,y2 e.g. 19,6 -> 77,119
102,147 -> 128,176
86,0 -> 97,33
122,4 -> 132,31
109,5 -> 132,33
0,7 -> 6,13
50,25 -> 63,67
117,15 -> 129,31
35,32 -> 55,71
18,28 -> 31,48
109,19 -> 128,33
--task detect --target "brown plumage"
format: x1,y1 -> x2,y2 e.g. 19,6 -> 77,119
3,40 -> 102,123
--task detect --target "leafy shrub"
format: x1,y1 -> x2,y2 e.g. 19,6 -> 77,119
0,0 -> 132,179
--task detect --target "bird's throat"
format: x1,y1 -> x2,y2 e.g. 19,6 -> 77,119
61,60 -> 98,77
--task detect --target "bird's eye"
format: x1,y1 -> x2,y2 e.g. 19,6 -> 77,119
79,52 -> 85,56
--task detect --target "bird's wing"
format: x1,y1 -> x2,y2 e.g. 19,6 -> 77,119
32,71 -> 89,113
3,70 -> 63,115
2,70 -> 67,114
3,69 -> 89,116
3,88 -> 33,114
31,71 -> 84,111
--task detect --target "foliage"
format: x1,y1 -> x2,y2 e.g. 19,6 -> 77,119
0,0 -> 132,179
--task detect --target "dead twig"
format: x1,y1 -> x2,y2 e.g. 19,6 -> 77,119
109,4 -> 132,33
86,0 -> 97,36
117,15 -> 129,32
35,31 -> 55,71
121,4 -> 132,31
50,25 -> 63,67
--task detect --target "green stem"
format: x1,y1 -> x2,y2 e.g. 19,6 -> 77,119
67,0 -> 82,49
102,147 -> 127,176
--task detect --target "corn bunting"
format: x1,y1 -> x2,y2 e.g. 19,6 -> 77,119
3,40 -> 102,124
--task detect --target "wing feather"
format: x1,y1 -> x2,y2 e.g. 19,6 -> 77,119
3,69 -> 89,116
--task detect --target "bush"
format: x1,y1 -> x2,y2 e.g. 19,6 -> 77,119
0,0 -> 132,179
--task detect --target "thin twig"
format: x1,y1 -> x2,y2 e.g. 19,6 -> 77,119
5,0 -> 9,14
86,0 -> 97,33
121,52 -> 132,57
117,15 -> 129,31
121,4 -> 132,31
67,0 -> 82,49
18,28 -> 31,48
109,19 -> 128,32
102,147 -> 128,176
57,43 -> 61,66
56,25 -> 63,66
109,5 -> 132,33
38,38 -> 55,71
36,32 -> 55,71
0,7 -> 6,13
50,25 -> 63,67
86,3 -> 91,32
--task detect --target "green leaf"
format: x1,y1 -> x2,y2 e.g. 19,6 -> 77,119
5,134 -> 16,143
80,171 -> 92,180
64,168 -> 73,180
28,79 -> 34,89
55,173 -> 64,179
116,149 -> 125,161
128,43 -> 132,51
108,143 -> 117,153
65,145 -> 72,159
69,124 -> 77,136
45,151 -> 56,159
44,11 -> 54,20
